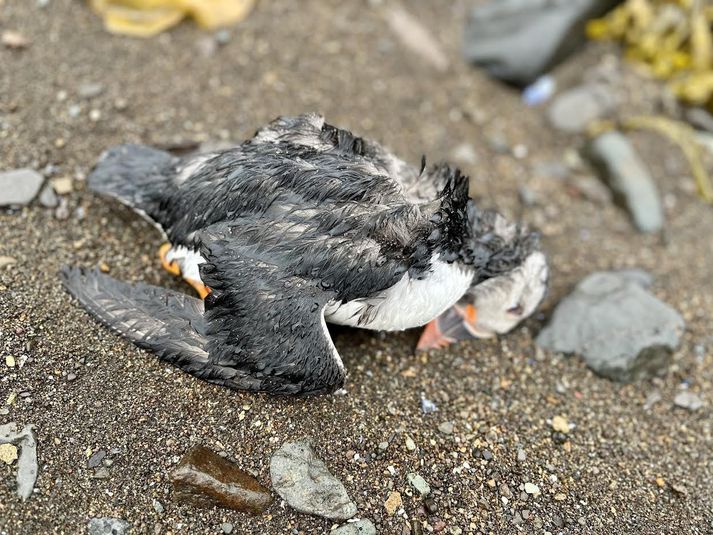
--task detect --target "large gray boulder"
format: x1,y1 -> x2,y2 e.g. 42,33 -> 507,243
537,270 -> 685,382
463,0 -> 622,86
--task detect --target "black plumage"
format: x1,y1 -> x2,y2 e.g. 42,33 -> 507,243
63,113 -> 538,395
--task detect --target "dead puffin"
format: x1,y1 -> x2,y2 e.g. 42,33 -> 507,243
62,113 -> 547,395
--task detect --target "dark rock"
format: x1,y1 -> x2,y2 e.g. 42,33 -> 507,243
537,270 -> 684,382
0,168 -> 44,206
87,517 -> 130,535
585,131 -> 663,233
547,84 -> 617,133
424,496 -> 438,514
463,0 -> 621,86
170,446 -> 272,514
330,519 -> 377,535
552,432 -> 568,444
270,439 -> 356,520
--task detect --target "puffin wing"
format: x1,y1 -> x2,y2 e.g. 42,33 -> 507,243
197,224 -> 347,396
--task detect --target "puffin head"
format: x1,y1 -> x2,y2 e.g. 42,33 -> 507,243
417,208 -> 548,350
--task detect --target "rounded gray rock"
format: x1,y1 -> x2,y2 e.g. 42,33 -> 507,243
0,168 -> 44,207
270,439 -> 357,520
547,84 -> 616,133
537,270 -> 684,382
585,131 -> 664,233
330,519 -> 376,535
87,517 -> 130,535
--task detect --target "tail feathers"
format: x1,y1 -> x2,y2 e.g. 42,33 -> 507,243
88,144 -> 177,218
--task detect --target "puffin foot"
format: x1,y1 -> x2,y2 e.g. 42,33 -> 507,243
186,278 -> 211,299
416,304 -> 479,351
158,243 -> 211,299
159,243 -> 181,276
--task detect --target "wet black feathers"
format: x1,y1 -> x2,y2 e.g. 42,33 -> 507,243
70,113 -> 489,395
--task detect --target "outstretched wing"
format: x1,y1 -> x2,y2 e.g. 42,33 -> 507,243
60,267 -> 342,394
198,225 -> 347,395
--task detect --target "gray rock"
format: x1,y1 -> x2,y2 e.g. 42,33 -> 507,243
537,270 -> 684,382
585,131 -> 664,233
437,421 -> 454,435
547,84 -> 617,133
674,391 -> 703,411
0,168 -> 44,206
330,520 -> 377,535
221,523 -> 234,534
270,439 -> 357,520
407,473 -> 431,496
78,82 -> 104,99
38,182 -> 58,207
87,517 -> 130,535
463,0 -> 621,86
87,449 -> 106,469
0,422 -> 38,500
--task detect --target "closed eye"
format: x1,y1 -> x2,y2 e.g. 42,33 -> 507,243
507,303 -> 523,316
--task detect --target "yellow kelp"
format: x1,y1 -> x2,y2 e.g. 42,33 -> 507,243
88,0 -> 255,37
588,0 -> 713,110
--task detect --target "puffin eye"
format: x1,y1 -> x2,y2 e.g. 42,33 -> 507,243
507,303 -> 523,316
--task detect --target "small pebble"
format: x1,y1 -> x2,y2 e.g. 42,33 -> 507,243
5,355 -> 16,368
674,391 -> 703,411
516,449 -> 526,462
407,473 -> 431,496
437,422 -> 454,435
405,436 -> 416,451
152,499 -> 164,514
551,415 -> 570,434
0,443 -> 18,464
384,490 -> 402,515
221,523 -> 234,534
421,397 -> 438,414
524,483 -> 540,495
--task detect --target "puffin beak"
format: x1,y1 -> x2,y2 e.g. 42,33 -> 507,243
416,304 -> 480,351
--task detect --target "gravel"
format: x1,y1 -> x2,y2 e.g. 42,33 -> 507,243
2,1 -> 712,533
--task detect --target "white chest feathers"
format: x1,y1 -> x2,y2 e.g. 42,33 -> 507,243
325,256 -> 474,331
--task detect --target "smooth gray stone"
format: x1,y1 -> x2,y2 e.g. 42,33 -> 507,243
87,518 -> 131,535
270,440 -> 357,520
463,0 -> 621,86
0,423 -> 38,500
38,182 -> 59,208
547,84 -> 617,133
0,168 -> 44,206
331,520 -> 377,535
586,131 -> 664,233
537,271 -> 684,382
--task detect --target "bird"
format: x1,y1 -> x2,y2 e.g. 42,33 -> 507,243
61,113 -> 546,395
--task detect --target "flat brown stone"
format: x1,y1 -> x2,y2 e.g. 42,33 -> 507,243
170,446 -> 273,514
